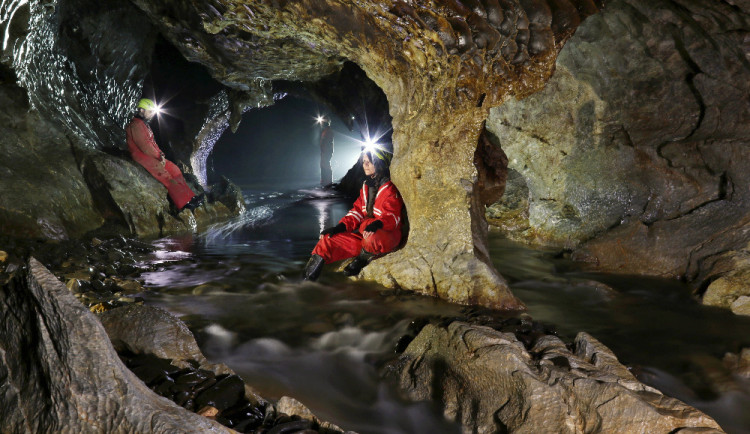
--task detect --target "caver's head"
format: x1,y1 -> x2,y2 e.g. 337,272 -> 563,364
362,144 -> 392,178
136,98 -> 160,121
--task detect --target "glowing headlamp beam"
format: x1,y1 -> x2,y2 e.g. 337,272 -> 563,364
315,115 -> 326,125
362,140 -> 386,156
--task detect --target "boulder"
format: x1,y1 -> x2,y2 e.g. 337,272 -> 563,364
701,250 -> 750,314
723,349 -> 750,379
0,257 -> 230,432
81,150 -> 240,237
98,304 -> 215,370
387,321 -> 723,433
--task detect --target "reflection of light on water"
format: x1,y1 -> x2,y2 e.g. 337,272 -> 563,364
202,205 -> 275,243
311,199 -> 330,233
148,237 -> 193,264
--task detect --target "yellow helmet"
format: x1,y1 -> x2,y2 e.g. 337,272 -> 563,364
136,98 -> 158,111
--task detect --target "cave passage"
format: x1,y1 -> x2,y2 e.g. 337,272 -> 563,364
208,96 -> 366,189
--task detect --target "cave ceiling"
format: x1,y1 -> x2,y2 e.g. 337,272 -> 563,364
130,0 -> 602,120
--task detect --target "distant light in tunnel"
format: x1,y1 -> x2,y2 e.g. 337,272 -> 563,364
315,115 -> 326,125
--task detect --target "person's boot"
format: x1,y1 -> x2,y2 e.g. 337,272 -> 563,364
343,249 -> 375,276
181,193 -> 205,212
303,254 -> 325,281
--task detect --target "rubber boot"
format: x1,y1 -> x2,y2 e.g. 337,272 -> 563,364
343,249 -> 375,276
303,254 -> 325,281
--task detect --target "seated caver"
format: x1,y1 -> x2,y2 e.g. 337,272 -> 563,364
303,145 -> 403,281
125,98 -> 203,212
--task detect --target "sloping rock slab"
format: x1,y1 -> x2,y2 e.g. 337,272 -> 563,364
82,151 -> 239,237
99,304 -> 213,370
387,322 -> 723,433
0,257 -> 230,432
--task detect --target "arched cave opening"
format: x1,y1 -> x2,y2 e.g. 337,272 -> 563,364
142,37 -> 393,198
207,95 -> 358,189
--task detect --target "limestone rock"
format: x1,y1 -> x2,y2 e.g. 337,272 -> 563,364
388,321 -> 723,433
81,150 -> 240,237
730,296 -> 750,316
0,257 -> 230,432
125,0 -> 601,308
276,396 -> 348,434
723,349 -> 750,379
486,0 -> 750,281
702,251 -> 750,313
98,304 -> 211,370
0,71 -> 104,240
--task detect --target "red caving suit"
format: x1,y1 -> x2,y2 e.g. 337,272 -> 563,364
126,117 -> 197,210
313,180 -> 404,263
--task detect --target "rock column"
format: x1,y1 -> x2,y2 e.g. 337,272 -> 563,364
363,100 -> 523,309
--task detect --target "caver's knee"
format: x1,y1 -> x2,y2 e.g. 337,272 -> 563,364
362,235 -> 386,256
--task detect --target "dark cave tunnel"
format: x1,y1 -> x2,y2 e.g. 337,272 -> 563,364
143,36 -> 393,194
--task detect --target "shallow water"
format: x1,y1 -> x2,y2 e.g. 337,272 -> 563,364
140,182 -> 750,434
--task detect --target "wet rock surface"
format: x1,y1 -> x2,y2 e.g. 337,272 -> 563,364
699,249 -> 750,315
0,0 -> 244,240
385,320 -> 724,433
486,0 -> 750,291
121,351 -> 343,433
82,150 -> 242,237
0,231 -> 737,432
0,65 -> 104,239
0,251 -> 346,433
0,257 -> 231,432
0,233 -> 149,308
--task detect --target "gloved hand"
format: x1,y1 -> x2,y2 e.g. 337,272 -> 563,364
321,223 -> 346,237
364,220 -> 383,234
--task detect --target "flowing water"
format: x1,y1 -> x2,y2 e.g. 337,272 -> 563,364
140,182 -> 750,434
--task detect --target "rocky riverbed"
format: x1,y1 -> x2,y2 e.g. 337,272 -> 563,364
0,230 -> 738,432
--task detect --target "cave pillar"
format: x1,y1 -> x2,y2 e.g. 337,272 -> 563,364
361,99 -> 524,310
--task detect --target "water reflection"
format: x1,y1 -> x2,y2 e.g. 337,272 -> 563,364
139,184 -> 750,434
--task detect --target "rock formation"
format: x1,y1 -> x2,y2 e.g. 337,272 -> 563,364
0,257 -> 347,432
0,258 -> 231,432
139,0 -> 601,308
387,321 -> 723,433
485,0 -> 750,308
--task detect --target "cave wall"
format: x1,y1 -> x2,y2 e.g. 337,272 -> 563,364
2,0 -> 154,148
0,66 -> 103,239
0,0 -> 243,239
486,0 -> 750,286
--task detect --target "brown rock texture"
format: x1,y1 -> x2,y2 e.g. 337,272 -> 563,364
485,0 -> 750,292
0,258 -> 231,432
1,0 -> 603,306
388,321 -> 724,433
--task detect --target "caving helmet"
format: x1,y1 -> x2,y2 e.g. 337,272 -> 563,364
136,98 -> 158,112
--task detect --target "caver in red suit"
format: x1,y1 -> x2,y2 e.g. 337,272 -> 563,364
126,115 -> 197,210
304,146 -> 403,281
313,179 -> 403,262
